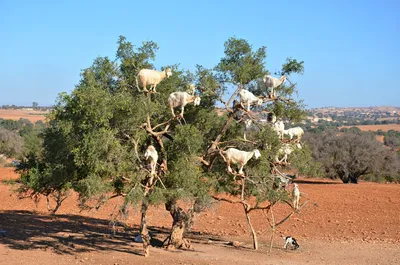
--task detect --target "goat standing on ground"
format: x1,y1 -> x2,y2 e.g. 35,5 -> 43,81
292,183 -> 300,210
136,68 -> 172,92
144,145 -> 158,175
238,88 -> 263,111
168,91 -> 201,118
263,74 -> 286,98
221,148 -> 261,175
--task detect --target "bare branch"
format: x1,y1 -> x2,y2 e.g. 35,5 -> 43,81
211,195 -> 242,204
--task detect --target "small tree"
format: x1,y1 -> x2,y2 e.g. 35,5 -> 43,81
0,128 -> 24,157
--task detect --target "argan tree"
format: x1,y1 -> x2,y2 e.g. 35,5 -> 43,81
16,36 -> 313,255
304,130 -> 400,183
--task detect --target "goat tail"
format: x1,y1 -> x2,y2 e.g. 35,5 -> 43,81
219,150 -> 227,162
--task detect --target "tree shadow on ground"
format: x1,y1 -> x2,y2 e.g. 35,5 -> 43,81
293,179 -> 342,185
0,210 -> 166,256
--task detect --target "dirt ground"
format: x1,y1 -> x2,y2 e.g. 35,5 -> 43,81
339,124 -> 400,132
1,167 -> 400,265
0,109 -> 47,123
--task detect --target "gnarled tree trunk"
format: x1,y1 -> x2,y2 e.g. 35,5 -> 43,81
140,197 -> 151,257
164,199 -> 194,250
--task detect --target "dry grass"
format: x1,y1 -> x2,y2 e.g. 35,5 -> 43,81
0,109 -> 47,123
339,124 -> 400,132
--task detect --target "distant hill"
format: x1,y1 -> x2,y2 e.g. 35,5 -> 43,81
309,106 -> 400,113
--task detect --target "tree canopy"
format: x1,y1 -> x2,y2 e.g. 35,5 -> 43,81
304,130 -> 400,183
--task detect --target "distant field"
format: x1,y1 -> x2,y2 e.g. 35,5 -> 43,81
339,124 -> 400,132
0,109 -> 47,122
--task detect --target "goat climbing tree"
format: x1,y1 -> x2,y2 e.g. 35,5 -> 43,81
17,35 -> 315,256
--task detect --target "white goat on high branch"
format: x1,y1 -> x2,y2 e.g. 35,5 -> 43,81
221,148 -> 261,175
275,143 -> 302,164
136,68 -> 172,92
283,127 -> 304,143
272,120 -> 285,139
168,91 -> 201,118
238,88 -> 263,111
144,145 -> 158,175
263,74 -> 287,99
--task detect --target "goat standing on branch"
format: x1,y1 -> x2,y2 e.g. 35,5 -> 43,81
168,91 -> 201,118
221,148 -> 261,175
144,145 -> 158,175
239,88 -> 263,111
272,120 -> 285,139
283,127 -> 304,143
136,68 -> 172,92
263,74 -> 287,99
275,143 -> 302,164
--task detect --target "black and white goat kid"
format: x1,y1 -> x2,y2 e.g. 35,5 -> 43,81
283,236 -> 300,250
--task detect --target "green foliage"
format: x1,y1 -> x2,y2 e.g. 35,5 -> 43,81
216,37 -> 267,85
290,143 -> 322,177
16,35 -> 311,221
280,57 -> 305,76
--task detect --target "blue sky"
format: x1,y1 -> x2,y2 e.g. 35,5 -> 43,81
1,0 -> 399,108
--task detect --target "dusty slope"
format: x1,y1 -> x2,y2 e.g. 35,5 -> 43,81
1,167 -> 400,264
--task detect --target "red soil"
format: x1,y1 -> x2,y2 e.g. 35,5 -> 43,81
0,167 -> 399,264
0,109 -> 47,123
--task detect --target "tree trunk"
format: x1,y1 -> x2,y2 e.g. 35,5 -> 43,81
348,174 -> 359,184
243,205 -> 258,250
140,198 -> 151,257
165,199 -> 193,250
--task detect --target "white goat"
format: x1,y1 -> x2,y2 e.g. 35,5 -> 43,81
263,74 -> 286,98
283,127 -> 304,142
239,89 -> 263,111
272,120 -> 285,139
168,91 -> 201,118
187,84 -> 196,95
136,68 -> 172,92
275,143 -> 302,163
292,183 -> 300,210
144,145 -> 158,175
221,148 -> 261,175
